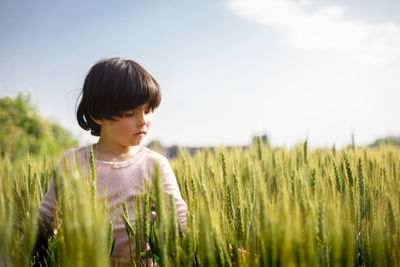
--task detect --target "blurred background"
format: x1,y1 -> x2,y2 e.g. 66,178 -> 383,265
1,0 -> 399,151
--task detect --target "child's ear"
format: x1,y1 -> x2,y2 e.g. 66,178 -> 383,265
90,116 -> 104,126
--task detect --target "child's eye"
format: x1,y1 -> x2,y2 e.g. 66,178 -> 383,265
122,109 -> 151,117
123,111 -> 135,117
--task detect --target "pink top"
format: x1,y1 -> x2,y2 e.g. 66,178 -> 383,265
38,145 -> 188,264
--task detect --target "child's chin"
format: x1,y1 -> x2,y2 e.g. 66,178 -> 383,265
128,140 -> 142,146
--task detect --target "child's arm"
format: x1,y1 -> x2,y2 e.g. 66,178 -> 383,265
158,156 -> 188,232
35,151 -> 74,246
32,175 -> 59,263
37,177 -> 59,238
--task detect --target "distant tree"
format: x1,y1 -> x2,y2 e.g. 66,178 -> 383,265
369,136 -> 400,147
0,93 -> 78,160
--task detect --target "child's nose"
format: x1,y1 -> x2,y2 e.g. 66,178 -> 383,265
137,112 -> 147,125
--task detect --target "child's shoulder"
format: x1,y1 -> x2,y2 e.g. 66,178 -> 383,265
140,147 -> 170,166
63,145 -> 89,159
56,145 -> 90,169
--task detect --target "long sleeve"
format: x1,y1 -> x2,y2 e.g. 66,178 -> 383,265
37,176 -> 58,235
37,149 -> 76,235
158,156 -> 188,232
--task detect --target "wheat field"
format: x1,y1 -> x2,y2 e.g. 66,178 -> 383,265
0,139 -> 399,266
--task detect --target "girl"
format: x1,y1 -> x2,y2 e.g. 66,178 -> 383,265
37,57 -> 188,265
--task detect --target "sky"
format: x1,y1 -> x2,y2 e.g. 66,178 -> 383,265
1,0 -> 399,149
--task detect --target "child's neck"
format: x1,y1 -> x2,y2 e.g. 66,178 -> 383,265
93,141 -> 142,162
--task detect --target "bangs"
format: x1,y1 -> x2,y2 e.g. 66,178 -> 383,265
107,60 -> 161,118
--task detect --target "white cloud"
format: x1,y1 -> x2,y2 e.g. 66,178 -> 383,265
227,0 -> 400,65
298,0 -> 312,6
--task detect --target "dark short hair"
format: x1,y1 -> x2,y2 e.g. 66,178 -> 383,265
76,58 -> 161,136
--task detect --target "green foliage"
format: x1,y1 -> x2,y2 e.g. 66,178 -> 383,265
0,141 -> 400,266
0,92 -> 78,160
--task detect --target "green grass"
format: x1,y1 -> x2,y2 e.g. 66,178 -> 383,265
1,141 -> 399,266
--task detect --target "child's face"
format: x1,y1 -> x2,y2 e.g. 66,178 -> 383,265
97,103 -> 153,148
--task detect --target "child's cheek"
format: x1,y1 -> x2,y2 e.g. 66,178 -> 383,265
118,119 -> 135,132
